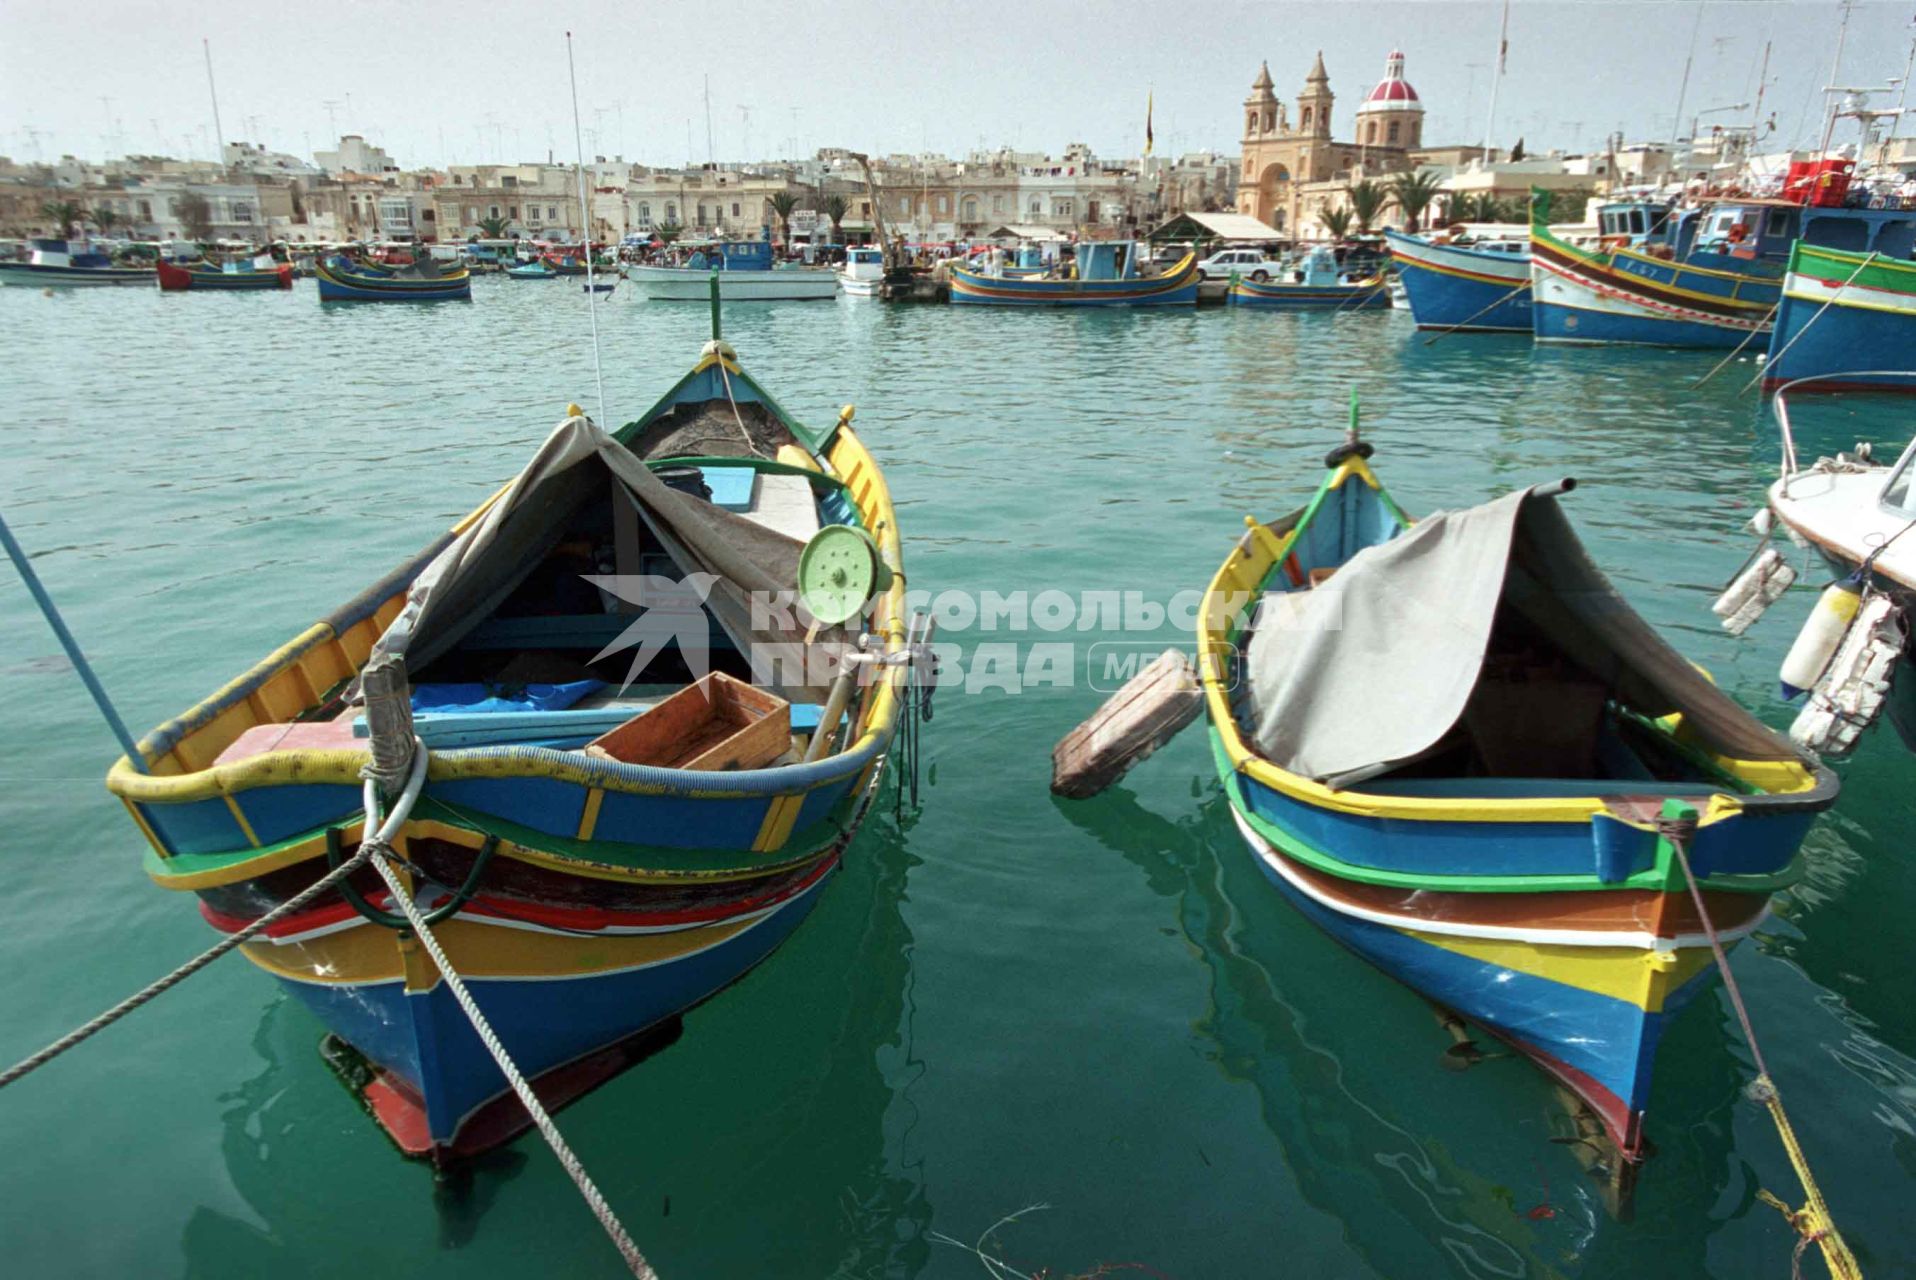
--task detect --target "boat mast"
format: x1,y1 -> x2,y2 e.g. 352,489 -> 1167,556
1814,0 -> 1856,163
565,32 -> 609,425
1479,0 -> 1511,161
1667,1 -> 1707,182
202,37 -> 225,167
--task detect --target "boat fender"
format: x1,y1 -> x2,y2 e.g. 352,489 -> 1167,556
1779,579 -> 1863,699
1789,594 -> 1907,756
1747,508 -> 1773,537
1712,545 -> 1797,636
1324,440 -> 1375,468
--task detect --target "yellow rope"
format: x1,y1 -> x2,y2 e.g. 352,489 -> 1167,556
1661,812 -> 1862,1279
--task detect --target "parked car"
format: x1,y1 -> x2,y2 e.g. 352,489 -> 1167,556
1195,247 -> 1277,281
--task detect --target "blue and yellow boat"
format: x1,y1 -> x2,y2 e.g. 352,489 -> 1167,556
949,240 -> 1197,306
1198,425 -> 1835,1182
315,254 -> 472,302
106,334 -> 920,1162
1382,228 -> 1530,332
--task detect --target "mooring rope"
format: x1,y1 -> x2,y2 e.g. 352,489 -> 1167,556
358,761 -> 656,1279
1661,814 -> 1863,1280
0,843 -> 374,1089
1739,251 -> 1881,395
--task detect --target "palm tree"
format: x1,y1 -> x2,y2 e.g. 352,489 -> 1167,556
768,191 -> 798,248
1386,170 -> 1445,234
175,192 -> 215,241
824,194 -> 848,244
476,214 -> 512,239
39,199 -> 86,239
1344,180 -> 1388,234
653,221 -> 683,246
1455,192 -> 1506,224
88,205 -> 124,240
1319,207 -> 1353,241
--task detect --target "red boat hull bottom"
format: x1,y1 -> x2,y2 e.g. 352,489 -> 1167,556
322,1017 -> 685,1166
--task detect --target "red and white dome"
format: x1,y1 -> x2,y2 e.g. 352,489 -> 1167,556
1357,50 -> 1423,113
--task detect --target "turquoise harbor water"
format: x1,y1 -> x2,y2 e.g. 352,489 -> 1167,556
1,278 -> 1913,1278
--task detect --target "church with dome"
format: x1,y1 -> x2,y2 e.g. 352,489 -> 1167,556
1237,50 -> 1460,236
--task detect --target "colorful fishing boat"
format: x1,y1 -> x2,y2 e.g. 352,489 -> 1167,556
505,259 -> 558,280
1763,243 -> 1916,392
1229,246 -> 1390,310
315,255 -> 472,302
1383,229 -> 1530,332
1529,197 -> 1778,348
949,240 -> 1198,307
156,256 -> 294,291
1197,425 -> 1836,1189
624,235 -> 838,301
0,238 -> 153,286
104,330 -> 926,1163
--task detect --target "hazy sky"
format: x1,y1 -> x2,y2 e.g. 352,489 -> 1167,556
4,1 -> 1913,170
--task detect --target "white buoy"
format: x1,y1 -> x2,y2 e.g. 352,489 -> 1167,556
1779,580 -> 1863,699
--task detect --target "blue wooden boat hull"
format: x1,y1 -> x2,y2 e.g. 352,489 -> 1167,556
1383,230 -> 1532,332
1529,229 -> 1776,348
0,261 -> 152,286
1764,245 -> 1916,391
948,253 -> 1198,306
1230,278 -> 1391,309
316,261 -> 472,302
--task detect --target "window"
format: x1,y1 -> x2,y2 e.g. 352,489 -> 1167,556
548,205 -> 557,220
1053,199 -> 1073,218
1247,112 -> 1257,134
1302,107 -> 1313,130
898,196 -> 910,215
962,197 -> 978,221
665,202 -> 677,221
489,204 -> 500,218
638,201 -> 651,221
509,205 -> 518,219
1365,122 -> 1378,144
1029,197 -> 1041,216
992,194 -> 1004,213
232,203 -> 252,223
1765,209 -> 1791,237
138,200 -> 151,220
502,175 -> 517,188
1387,121 -> 1400,144
937,195 -> 947,214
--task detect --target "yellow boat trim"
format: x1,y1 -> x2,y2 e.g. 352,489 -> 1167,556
1407,928 -> 1719,1013
241,906 -> 764,986
576,787 -> 605,842
145,816 -> 823,892
222,795 -> 262,849
752,792 -> 805,852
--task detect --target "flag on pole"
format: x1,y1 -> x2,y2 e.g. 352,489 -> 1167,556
1145,92 -> 1154,155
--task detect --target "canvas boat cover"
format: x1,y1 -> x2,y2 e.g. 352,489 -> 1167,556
372,413 -> 826,698
1243,487 -> 1798,786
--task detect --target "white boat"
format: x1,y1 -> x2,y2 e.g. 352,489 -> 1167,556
621,238 -> 837,301
838,246 -> 885,297
0,238 -> 152,287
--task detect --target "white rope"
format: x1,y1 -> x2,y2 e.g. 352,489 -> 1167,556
0,843 -> 373,1089
362,749 -> 656,1279
565,31 -> 610,426
1740,251 -> 1881,394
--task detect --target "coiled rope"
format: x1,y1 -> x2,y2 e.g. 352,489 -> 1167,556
1661,811 -> 1862,1280
358,750 -> 656,1279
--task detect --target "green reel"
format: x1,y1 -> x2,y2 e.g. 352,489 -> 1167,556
797,524 -> 893,626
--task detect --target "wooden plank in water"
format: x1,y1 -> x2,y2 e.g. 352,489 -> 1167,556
1050,647 -> 1202,798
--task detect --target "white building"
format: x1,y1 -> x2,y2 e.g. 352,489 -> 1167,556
315,134 -> 397,176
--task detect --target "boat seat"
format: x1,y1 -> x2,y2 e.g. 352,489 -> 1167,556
214,717 -> 362,766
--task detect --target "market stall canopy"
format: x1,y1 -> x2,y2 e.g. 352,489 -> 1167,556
1146,211 -> 1288,244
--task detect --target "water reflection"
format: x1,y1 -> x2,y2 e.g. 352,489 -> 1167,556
1058,781 -> 1757,1278
196,799 -> 932,1277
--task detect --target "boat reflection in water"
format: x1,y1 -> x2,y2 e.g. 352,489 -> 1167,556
1060,783 -> 1752,1275
195,803 -> 934,1275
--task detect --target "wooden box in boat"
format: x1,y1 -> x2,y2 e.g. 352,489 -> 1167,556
586,672 -> 789,771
